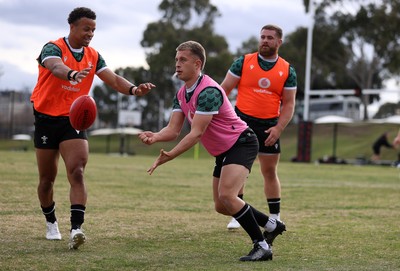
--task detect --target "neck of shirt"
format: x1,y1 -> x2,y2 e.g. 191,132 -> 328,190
65,36 -> 83,53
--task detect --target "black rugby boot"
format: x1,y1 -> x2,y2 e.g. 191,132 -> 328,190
239,243 -> 273,262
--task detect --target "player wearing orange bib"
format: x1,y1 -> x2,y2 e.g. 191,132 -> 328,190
31,7 -> 155,250
221,25 -> 297,247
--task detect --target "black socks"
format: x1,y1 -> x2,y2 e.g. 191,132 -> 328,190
41,202 -> 56,223
233,203 -> 264,243
267,198 -> 280,216
70,204 -> 86,230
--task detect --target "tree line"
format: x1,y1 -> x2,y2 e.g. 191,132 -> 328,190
91,0 -> 400,130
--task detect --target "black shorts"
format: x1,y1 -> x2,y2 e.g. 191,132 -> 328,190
372,145 -> 380,155
213,128 -> 258,178
33,109 -> 87,149
235,107 -> 281,154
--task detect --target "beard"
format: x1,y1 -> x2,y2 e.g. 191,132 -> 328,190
259,45 -> 277,58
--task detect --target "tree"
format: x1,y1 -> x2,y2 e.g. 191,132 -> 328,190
139,0 -> 233,130
92,67 -> 151,128
233,37 -> 258,58
288,0 -> 399,120
92,0 -> 232,130
317,0 -> 400,119
232,18 -> 353,101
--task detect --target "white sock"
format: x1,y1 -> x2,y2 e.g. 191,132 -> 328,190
258,240 -> 269,250
269,213 -> 280,221
265,218 -> 277,232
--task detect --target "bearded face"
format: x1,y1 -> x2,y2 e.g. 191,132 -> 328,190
258,29 -> 281,58
259,43 -> 277,58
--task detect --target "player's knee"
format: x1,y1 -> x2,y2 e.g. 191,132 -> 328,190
262,169 -> 278,181
214,204 -> 224,214
214,200 -> 230,215
218,193 -> 236,209
38,179 -> 55,193
68,165 -> 85,182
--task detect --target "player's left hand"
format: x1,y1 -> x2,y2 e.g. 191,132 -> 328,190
74,66 -> 93,83
147,149 -> 172,175
136,82 -> 156,96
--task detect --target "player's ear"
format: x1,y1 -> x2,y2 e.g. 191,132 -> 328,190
195,59 -> 202,70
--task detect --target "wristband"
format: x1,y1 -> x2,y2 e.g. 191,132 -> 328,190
129,85 -> 137,95
72,71 -> 78,81
67,70 -> 74,81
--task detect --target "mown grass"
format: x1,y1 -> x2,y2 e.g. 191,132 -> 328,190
0,150 -> 399,271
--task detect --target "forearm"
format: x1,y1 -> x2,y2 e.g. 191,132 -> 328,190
276,104 -> 295,132
48,63 -> 73,81
100,72 -> 154,97
166,132 -> 202,159
111,75 -> 136,95
155,126 -> 181,142
47,61 -> 91,83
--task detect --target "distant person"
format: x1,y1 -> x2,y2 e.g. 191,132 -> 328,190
393,129 -> 400,148
221,24 -> 296,234
392,129 -> 400,166
30,7 -> 155,250
139,40 -> 283,261
371,132 -> 393,161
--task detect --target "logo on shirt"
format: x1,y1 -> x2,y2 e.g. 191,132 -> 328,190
258,77 -> 271,88
62,84 -> 80,92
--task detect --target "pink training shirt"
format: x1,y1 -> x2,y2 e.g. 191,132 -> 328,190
176,75 -> 248,156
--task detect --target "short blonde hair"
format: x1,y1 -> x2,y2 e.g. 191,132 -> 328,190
176,41 -> 206,70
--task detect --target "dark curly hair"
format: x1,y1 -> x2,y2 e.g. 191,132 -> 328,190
67,7 -> 96,24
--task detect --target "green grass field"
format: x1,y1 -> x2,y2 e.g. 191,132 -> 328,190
0,150 -> 399,271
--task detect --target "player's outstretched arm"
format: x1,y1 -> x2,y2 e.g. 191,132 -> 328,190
97,68 -> 156,96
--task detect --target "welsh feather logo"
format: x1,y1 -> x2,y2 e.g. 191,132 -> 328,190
41,135 -> 48,144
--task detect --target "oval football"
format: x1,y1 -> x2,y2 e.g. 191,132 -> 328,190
69,95 -> 97,130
